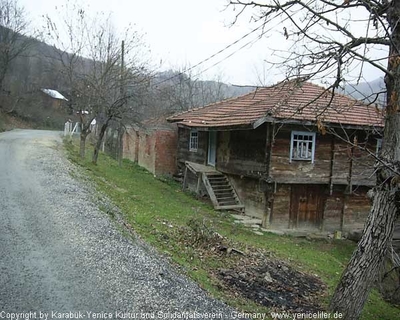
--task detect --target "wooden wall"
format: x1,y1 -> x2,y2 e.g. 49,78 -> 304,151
216,125 -> 266,177
177,124 -> 377,185
271,184 -> 291,228
270,129 -> 330,183
177,127 -> 207,165
270,184 -> 370,231
270,126 -> 377,186
228,175 -> 265,218
175,124 -> 376,231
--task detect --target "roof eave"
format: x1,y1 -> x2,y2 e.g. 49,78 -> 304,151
176,123 -> 255,131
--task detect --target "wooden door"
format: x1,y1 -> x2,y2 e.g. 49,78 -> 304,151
290,185 -> 325,228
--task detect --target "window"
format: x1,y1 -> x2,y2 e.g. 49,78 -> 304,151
290,131 -> 316,163
189,129 -> 198,152
376,138 -> 382,156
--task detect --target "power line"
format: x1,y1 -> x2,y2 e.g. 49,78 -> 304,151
192,30 -> 265,81
152,21 -> 267,87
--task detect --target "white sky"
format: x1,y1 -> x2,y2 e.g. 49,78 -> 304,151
19,0 -> 385,86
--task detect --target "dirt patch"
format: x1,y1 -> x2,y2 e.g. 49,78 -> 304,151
178,218 -> 327,313
217,259 -> 326,313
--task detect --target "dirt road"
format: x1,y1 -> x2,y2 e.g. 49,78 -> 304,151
0,130 -> 235,319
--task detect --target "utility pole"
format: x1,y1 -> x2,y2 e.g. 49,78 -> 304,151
118,40 -> 125,167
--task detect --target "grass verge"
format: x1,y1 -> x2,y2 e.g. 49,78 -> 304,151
64,139 -> 399,320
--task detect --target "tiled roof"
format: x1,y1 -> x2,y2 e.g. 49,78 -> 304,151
167,80 -> 384,130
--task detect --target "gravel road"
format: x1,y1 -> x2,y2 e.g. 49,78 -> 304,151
0,130 -> 240,320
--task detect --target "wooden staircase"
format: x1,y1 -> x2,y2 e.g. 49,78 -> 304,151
202,172 -> 244,211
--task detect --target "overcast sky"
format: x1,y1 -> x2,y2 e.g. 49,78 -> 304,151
19,0 -> 385,86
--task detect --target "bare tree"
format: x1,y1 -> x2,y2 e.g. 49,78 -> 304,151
0,0 -> 34,104
228,1 -> 399,319
85,25 -> 150,165
46,3 -> 150,160
151,66 -> 229,115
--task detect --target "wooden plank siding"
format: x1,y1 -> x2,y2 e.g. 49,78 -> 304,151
270,127 -> 378,186
270,129 -> 331,184
177,127 -> 207,165
175,124 -> 377,230
271,184 -> 370,231
289,185 -> 326,229
216,125 -> 267,178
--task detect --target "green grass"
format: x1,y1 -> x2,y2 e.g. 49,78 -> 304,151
64,139 -> 399,319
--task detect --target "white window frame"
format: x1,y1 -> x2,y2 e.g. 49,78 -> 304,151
189,129 -> 198,152
290,131 -> 316,163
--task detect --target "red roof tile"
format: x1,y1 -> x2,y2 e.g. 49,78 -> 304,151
167,80 -> 384,130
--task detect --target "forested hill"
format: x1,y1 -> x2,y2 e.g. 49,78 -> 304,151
0,27 -> 255,130
339,78 -> 386,106
0,25 -> 385,131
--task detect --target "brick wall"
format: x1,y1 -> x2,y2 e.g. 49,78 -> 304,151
123,125 -> 178,176
155,129 -> 178,176
122,128 -> 139,162
138,132 -> 156,174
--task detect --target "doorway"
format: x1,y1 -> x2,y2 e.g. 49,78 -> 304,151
289,185 -> 325,229
207,131 -> 217,166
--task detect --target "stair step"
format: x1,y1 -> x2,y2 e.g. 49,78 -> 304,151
217,199 -> 236,203
210,186 -> 230,189
214,190 -> 233,195
215,191 -> 233,195
217,196 -> 236,202
206,173 -> 224,177
215,204 -> 245,210
199,170 -> 244,212
210,183 -> 228,186
208,177 -> 227,180
211,185 -> 230,189
217,200 -> 241,205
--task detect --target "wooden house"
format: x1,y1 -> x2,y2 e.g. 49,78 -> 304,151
167,80 -> 384,231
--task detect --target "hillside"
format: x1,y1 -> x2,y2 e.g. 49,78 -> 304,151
0,28 -> 255,129
0,25 -> 387,130
340,78 -> 386,106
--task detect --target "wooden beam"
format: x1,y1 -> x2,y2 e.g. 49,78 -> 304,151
329,136 -> 335,196
196,174 -> 202,195
340,194 -> 348,232
182,166 -> 188,191
262,123 -> 274,228
347,138 -> 355,195
322,136 -> 336,232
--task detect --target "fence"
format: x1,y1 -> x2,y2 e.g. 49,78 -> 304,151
64,121 -> 81,137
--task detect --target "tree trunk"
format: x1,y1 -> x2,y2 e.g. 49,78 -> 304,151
79,130 -> 89,159
79,112 -> 92,159
117,123 -> 124,167
330,191 -> 398,319
92,122 -> 109,165
330,3 -> 400,318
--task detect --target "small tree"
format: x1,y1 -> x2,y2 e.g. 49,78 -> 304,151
83,26 -> 150,165
228,1 -> 399,319
0,0 -> 34,105
46,2 -> 149,159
